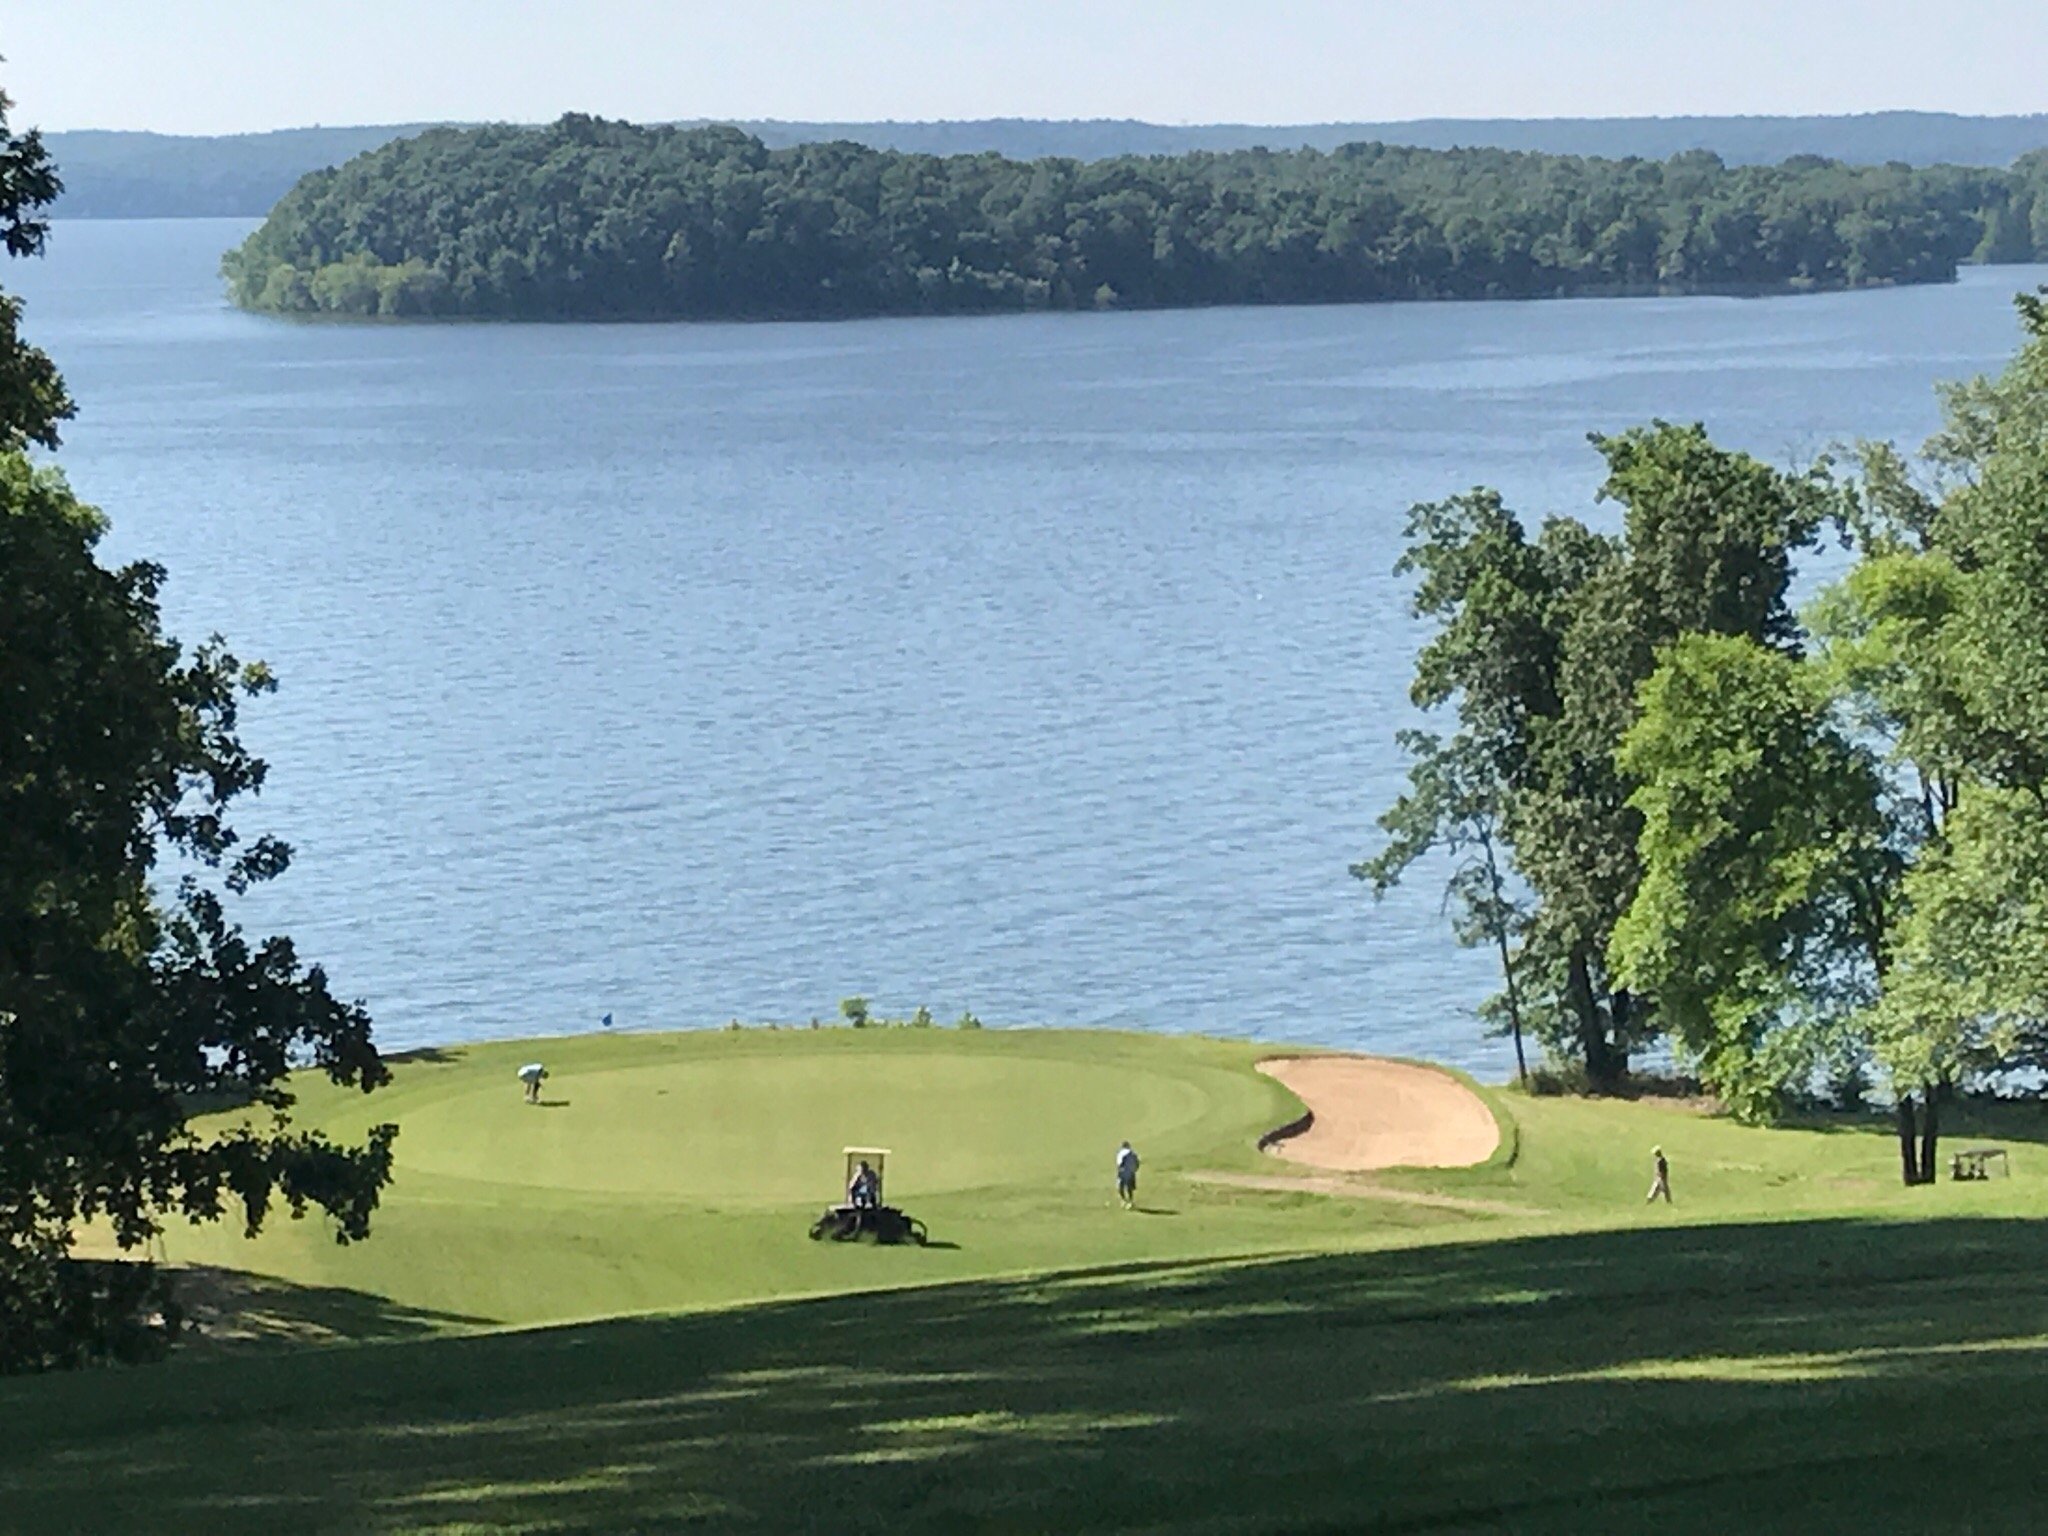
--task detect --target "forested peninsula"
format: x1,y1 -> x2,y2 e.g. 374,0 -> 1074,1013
50,111 -> 2048,218
223,115 -> 2048,322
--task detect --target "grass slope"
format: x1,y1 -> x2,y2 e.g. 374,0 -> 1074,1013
12,1219 -> 2048,1533
14,1028 -> 2048,1532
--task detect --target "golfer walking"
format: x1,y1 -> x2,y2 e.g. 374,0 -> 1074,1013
1116,1140 -> 1140,1209
1646,1145 -> 1672,1204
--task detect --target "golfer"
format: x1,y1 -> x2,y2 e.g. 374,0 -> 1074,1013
1116,1141 -> 1140,1209
1646,1145 -> 1672,1204
848,1159 -> 880,1210
517,1062 -> 547,1104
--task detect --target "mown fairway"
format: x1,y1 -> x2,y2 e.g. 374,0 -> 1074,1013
11,1028 -> 2048,1533
12,1218 -> 2048,1533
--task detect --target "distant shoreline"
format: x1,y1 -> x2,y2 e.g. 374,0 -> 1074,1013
220,272 -> 1966,329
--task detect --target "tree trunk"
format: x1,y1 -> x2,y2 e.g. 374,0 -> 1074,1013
1918,1084 -> 1942,1186
1492,925 -> 1529,1087
1565,945 -> 1619,1090
1896,1095 -> 1921,1185
1610,989 -> 1637,1083
1479,838 -> 1528,1088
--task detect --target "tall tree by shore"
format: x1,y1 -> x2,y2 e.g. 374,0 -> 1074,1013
1364,428 -> 1822,1088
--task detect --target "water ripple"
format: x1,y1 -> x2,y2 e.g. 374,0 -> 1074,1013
17,221 -> 2047,1072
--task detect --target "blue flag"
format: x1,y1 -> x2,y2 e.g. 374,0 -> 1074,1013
601,1012 -> 613,1028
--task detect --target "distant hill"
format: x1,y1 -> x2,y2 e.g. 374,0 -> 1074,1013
41,125 -> 440,218
42,112 -> 2048,220
738,112 -> 2048,168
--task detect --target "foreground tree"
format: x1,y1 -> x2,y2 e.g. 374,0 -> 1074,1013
0,90 -> 69,449
0,91 -> 394,1372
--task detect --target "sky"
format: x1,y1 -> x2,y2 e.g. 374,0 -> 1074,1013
5,0 -> 2046,136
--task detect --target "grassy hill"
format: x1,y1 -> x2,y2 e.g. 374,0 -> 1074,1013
8,1027 -> 2047,1532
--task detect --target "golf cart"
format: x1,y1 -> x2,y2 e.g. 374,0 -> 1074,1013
808,1146 -> 928,1245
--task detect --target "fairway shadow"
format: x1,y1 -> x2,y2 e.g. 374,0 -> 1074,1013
535,1098 -> 572,1108
19,1217 -> 2048,1534
172,1267 -> 487,1353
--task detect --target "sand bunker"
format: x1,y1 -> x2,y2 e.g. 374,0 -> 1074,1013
1256,1057 -> 1499,1172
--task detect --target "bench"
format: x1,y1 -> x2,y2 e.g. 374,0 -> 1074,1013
1950,1147 -> 2010,1181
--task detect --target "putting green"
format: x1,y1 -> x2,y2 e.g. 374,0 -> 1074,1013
156,1026 -> 1443,1324
392,1049 -> 1223,1202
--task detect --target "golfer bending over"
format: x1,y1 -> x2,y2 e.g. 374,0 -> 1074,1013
518,1062 -> 547,1104
1116,1141 -> 1140,1209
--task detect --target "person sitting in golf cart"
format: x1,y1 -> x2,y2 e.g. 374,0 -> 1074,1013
848,1159 -> 880,1210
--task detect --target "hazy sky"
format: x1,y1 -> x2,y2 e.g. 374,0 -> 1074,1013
6,1 -> 2045,135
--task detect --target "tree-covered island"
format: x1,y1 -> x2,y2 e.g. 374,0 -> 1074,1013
223,114 -> 2048,321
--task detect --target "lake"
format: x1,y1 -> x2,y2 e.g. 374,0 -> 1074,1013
13,219 -> 2046,1071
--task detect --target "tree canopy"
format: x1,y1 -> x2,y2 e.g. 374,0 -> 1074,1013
0,99 -> 70,451
1364,427 -> 1824,1089
222,116 -> 2048,321
1,91 -> 395,1372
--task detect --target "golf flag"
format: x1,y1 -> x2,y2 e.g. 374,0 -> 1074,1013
601,1013 -> 613,1028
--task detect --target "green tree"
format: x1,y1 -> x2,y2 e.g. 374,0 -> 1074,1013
1383,288 -> 2048,1161
1354,730 -> 1530,1084
1521,425 -> 1824,1083
0,90 -> 70,450
1872,791 -> 2048,1093
1,99 -> 395,1373
1613,290 -> 2048,1175
1379,427 -> 1822,1088
1611,635 -> 1897,1121
1849,290 -> 2048,1179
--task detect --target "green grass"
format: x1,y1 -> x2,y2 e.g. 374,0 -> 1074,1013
12,1220 -> 2048,1533
139,1028 -> 1478,1327
12,1027 -> 2048,1533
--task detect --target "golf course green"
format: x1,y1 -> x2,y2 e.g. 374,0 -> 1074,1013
10,1026 -> 2048,1533
135,1027 -> 1481,1326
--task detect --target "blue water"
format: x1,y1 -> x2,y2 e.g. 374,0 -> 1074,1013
13,219 -> 2046,1072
